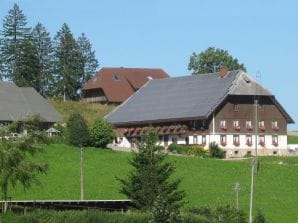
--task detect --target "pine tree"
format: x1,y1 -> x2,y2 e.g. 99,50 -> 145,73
31,23 -> 54,97
119,129 -> 185,212
14,38 -> 40,88
0,3 -> 31,80
53,23 -> 81,100
77,33 -> 99,84
67,112 -> 90,147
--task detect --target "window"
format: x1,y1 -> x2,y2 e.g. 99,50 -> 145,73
272,120 -> 279,131
233,120 -> 240,131
246,121 -> 253,130
233,135 -> 240,146
147,76 -> 153,80
172,137 -> 178,144
220,120 -> 227,130
193,135 -> 198,144
259,135 -> 265,146
234,104 -> 239,111
272,135 -> 278,146
202,135 -> 206,145
246,135 -> 252,146
258,121 -> 265,131
113,74 -> 120,81
220,135 -> 227,146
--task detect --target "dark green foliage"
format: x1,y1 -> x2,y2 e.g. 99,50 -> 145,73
0,122 -> 48,203
209,142 -> 225,159
67,112 -> 90,147
188,47 -> 246,75
77,33 -> 99,84
53,23 -> 82,100
31,22 -> 54,97
189,205 -> 246,223
89,119 -> 114,148
212,204 -> 246,223
0,3 -> 31,80
119,129 -> 185,215
14,38 -> 40,88
168,144 -> 207,157
253,209 -> 266,223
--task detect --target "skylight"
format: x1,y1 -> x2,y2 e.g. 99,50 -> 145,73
114,74 -> 120,81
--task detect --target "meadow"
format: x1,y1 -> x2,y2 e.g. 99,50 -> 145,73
8,144 -> 298,223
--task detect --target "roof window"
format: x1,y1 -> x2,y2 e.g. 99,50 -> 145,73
147,76 -> 153,80
113,74 -> 120,81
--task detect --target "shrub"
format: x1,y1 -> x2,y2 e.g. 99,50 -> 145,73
89,119 -> 115,148
168,144 -> 207,157
209,142 -> 225,159
67,112 -> 90,147
253,209 -> 266,223
168,143 -> 188,154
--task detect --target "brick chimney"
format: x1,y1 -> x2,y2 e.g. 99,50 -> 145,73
219,67 -> 229,78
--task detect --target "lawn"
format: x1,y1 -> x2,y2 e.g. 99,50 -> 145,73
9,144 -> 298,223
288,135 -> 298,144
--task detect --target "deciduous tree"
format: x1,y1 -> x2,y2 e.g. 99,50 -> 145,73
188,47 -> 246,75
0,121 -> 48,213
89,119 -> 114,148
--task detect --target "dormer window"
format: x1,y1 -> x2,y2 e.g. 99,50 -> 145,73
113,74 -> 120,81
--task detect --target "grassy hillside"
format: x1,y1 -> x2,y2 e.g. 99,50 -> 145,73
10,144 -> 298,223
49,100 -> 116,124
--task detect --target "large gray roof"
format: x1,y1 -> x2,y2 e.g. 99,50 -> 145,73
0,81 -> 62,123
105,70 -> 293,125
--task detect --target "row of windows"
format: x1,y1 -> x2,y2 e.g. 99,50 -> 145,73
233,104 -> 265,112
219,120 -> 279,131
220,135 -> 279,147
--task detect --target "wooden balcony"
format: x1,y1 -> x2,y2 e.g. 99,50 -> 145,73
81,96 -> 107,103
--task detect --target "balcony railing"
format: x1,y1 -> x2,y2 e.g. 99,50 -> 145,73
81,96 -> 107,103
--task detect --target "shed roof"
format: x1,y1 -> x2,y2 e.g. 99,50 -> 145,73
0,81 -> 62,123
82,67 -> 169,102
105,70 -> 294,125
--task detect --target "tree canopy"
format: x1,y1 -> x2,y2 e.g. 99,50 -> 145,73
188,47 -> 246,75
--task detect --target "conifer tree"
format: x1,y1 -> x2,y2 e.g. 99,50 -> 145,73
77,33 -> 99,84
119,129 -> 185,214
0,3 -> 31,80
31,23 -> 54,97
14,38 -> 40,88
67,112 -> 90,147
53,23 -> 81,100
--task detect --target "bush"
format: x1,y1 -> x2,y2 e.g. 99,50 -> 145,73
253,209 -> 266,223
209,142 -> 225,159
168,144 -> 207,157
67,112 -> 90,147
89,119 -> 115,148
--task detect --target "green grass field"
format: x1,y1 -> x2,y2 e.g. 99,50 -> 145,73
9,144 -> 298,223
288,135 -> 298,144
49,100 -> 115,124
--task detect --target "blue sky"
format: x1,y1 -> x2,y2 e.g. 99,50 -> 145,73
1,0 -> 297,130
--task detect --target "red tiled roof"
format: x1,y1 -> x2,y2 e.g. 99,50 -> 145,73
82,67 -> 169,102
